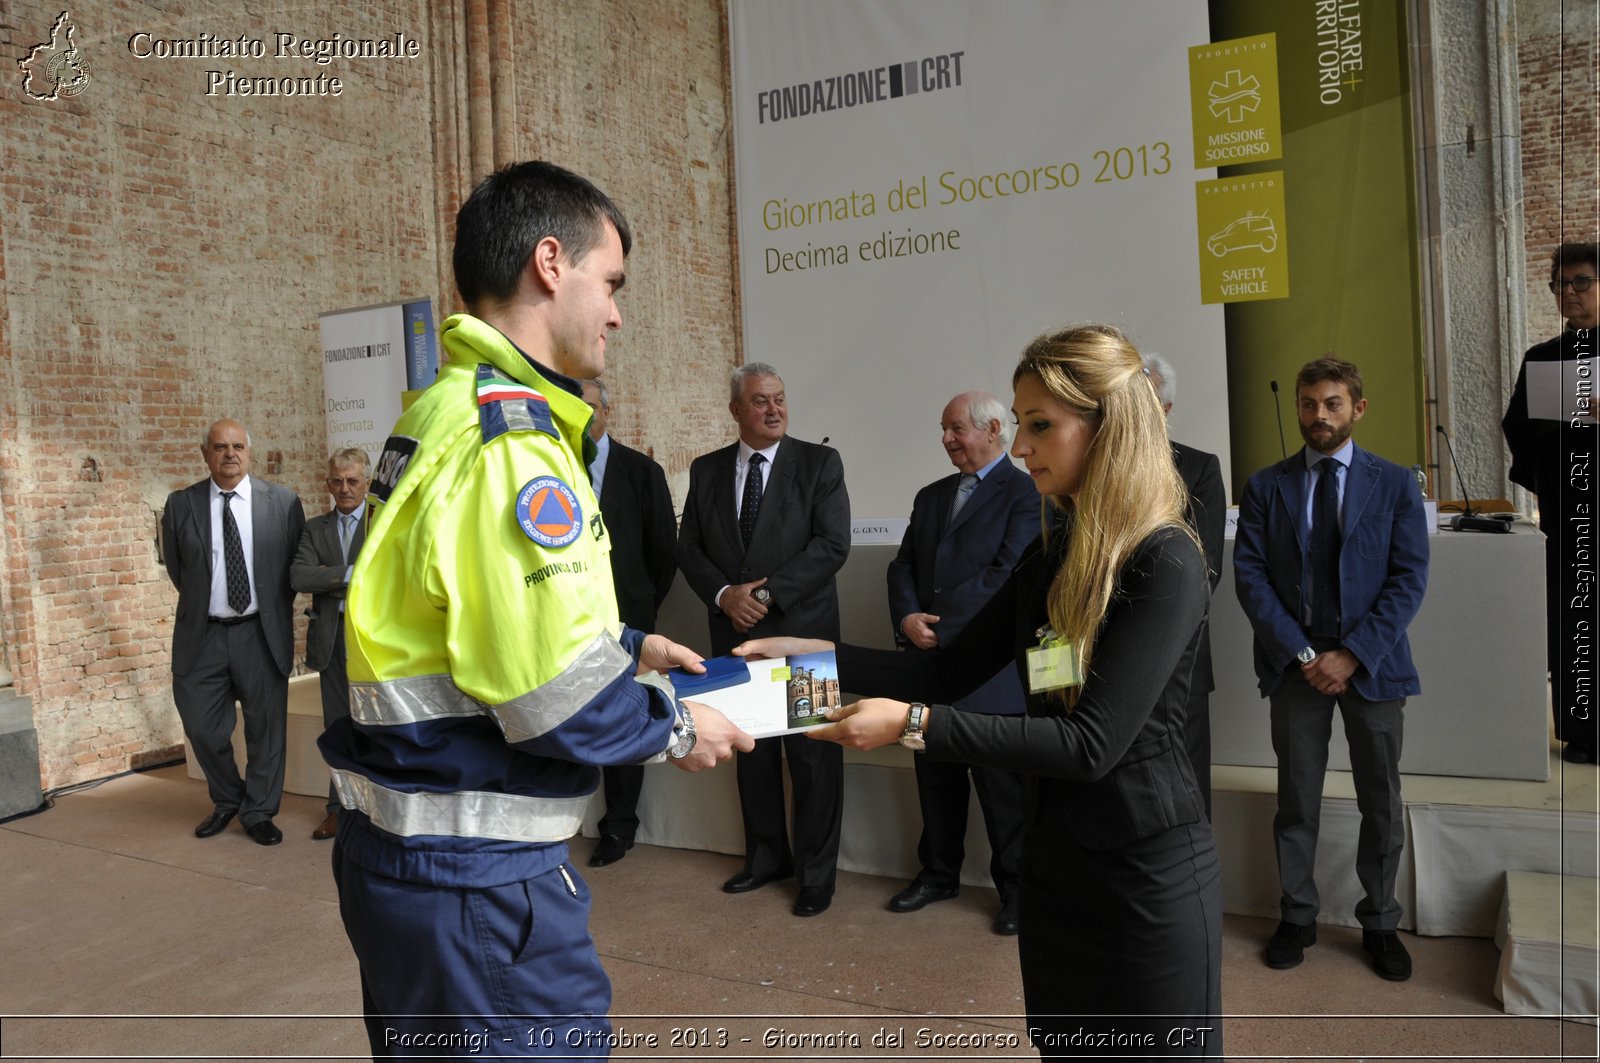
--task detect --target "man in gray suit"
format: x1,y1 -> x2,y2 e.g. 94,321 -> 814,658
162,419 -> 305,845
290,447 -> 369,841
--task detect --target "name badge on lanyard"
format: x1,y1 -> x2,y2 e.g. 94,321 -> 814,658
1026,624 -> 1082,693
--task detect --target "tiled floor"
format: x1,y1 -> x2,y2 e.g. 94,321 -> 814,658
0,764 -> 1593,1061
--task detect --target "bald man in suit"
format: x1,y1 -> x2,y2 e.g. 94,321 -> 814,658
162,419 -> 305,845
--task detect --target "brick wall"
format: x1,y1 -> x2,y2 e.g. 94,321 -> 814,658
0,0 -> 738,789
1519,1 -> 1598,340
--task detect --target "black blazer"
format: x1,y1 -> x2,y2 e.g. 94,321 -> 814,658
885,459 -> 1039,714
289,507 -> 366,672
1172,439 -> 1225,696
839,526 -> 1209,851
677,437 -> 850,655
597,438 -> 677,632
161,476 -> 305,678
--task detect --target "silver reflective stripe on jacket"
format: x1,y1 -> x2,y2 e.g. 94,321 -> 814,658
493,633 -> 634,743
347,633 -> 635,743
349,673 -> 479,726
331,769 -> 588,842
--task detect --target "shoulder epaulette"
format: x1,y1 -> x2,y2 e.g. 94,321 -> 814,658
477,364 -> 558,444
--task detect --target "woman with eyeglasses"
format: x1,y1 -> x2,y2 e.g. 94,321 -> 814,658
1502,241 -> 1600,764
737,323 -> 1222,1059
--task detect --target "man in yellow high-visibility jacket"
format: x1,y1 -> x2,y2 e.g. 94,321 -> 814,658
320,161 -> 752,1058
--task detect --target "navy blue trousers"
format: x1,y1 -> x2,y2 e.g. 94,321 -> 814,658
334,845 -> 613,1058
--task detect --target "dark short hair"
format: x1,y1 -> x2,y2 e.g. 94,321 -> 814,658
452,161 -> 632,307
1296,355 -> 1364,404
1551,242 -> 1599,282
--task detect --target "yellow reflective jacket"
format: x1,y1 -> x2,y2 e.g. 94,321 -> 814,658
321,314 -> 676,887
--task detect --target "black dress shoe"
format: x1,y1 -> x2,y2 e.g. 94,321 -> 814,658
888,881 -> 959,913
1362,929 -> 1413,981
1563,744 -> 1597,764
793,886 -> 832,917
194,807 -> 236,838
1263,919 -> 1317,969
245,819 -> 283,846
722,869 -> 792,894
994,896 -> 1019,936
588,835 -> 633,867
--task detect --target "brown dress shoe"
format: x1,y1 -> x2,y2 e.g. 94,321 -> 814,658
311,812 -> 338,841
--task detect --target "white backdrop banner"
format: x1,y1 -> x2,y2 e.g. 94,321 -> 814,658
730,0 -> 1229,522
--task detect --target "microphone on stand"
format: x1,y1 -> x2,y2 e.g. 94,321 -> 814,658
1435,424 -> 1510,533
1269,381 -> 1287,460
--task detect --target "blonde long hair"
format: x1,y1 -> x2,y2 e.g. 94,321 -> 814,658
1013,324 -> 1194,709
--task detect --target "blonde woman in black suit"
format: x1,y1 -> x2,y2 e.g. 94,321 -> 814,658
739,325 -> 1222,1059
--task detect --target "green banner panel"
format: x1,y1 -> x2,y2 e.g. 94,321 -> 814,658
1197,172 -> 1290,303
1206,0 -> 1424,491
1189,33 -> 1284,168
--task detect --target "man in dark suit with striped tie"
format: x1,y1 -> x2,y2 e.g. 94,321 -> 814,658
162,419 -> 305,845
291,447 -> 370,841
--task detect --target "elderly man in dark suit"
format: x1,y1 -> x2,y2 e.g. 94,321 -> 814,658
579,378 -> 679,867
677,362 -> 850,917
1143,353 -> 1226,817
1234,356 -> 1429,982
885,390 -> 1037,935
162,419 -> 305,845
290,447 -> 369,841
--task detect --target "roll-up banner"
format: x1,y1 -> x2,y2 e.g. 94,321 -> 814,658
318,299 -> 438,466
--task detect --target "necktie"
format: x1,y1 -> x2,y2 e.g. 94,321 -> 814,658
950,473 -> 978,521
1308,457 -> 1341,636
740,453 -> 766,547
340,513 -> 356,563
221,491 -> 250,614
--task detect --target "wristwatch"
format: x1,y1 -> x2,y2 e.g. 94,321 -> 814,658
898,703 -> 928,751
1296,646 -> 1316,665
753,587 -> 772,606
667,701 -> 698,759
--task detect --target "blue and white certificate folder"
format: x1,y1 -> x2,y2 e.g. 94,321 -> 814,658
668,651 -> 840,738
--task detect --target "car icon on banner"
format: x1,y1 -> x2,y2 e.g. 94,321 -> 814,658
1206,212 -> 1278,257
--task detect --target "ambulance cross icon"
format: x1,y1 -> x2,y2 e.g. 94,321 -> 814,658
1208,69 -> 1261,123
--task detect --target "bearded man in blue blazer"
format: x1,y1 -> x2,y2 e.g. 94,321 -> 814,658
1234,356 -> 1429,983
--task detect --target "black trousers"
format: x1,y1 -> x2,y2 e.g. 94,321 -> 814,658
319,624 -> 351,814
734,734 -> 843,892
596,764 -> 645,841
911,751 -> 1024,898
